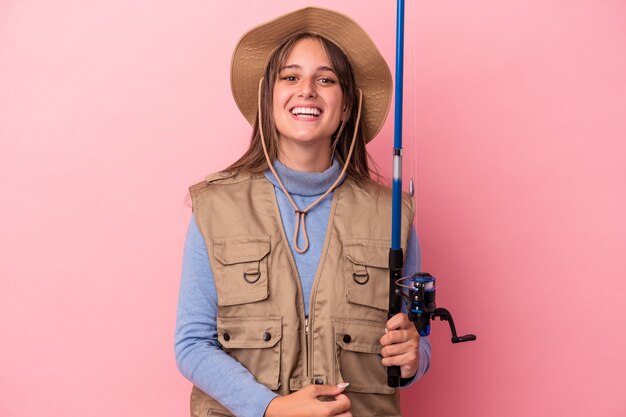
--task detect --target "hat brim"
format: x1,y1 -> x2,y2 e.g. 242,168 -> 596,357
230,7 -> 392,143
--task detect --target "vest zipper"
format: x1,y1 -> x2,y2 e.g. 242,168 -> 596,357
305,317 -> 310,375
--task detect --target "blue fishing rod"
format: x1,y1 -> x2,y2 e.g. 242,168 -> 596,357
387,0 -> 406,388
387,0 -> 476,388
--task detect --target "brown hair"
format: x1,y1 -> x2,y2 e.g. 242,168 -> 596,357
225,32 -> 375,182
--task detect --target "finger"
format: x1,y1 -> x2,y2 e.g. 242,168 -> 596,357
386,312 -> 412,331
380,338 -> 419,358
381,350 -> 418,368
326,393 -> 351,415
380,328 -> 415,346
333,412 -> 353,417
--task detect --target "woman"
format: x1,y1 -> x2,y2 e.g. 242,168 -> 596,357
175,7 -> 431,417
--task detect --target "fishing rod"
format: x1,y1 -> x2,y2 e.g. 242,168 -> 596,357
387,0 -> 476,388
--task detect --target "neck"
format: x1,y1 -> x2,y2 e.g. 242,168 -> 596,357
277,141 -> 332,172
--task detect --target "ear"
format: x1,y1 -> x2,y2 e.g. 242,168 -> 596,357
342,100 -> 349,118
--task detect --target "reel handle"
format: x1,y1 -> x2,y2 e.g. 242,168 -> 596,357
432,307 -> 477,344
453,334 -> 477,343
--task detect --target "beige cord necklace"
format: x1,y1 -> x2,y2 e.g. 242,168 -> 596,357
257,78 -> 363,253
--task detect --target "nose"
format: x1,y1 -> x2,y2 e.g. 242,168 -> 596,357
298,77 -> 317,98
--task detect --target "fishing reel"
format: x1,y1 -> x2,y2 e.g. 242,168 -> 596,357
397,272 -> 476,343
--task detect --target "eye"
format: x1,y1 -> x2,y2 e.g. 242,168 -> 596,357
281,75 -> 297,82
318,77 -> 336,84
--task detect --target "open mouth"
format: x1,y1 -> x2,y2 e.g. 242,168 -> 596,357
290,107 -> 321,118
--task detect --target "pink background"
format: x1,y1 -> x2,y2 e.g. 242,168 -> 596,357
1,1 -> 625,416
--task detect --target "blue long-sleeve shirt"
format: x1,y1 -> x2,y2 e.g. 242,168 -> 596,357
175,160 -> 431,417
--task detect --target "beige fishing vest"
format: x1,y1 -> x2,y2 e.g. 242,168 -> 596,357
189,171 -> 414,417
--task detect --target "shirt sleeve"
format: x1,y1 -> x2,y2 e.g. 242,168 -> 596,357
399,226 -> 432,387
175,216 -> 277,417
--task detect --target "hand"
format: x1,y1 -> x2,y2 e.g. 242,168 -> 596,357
264,384 -> 352,417
380,313 -> 420,379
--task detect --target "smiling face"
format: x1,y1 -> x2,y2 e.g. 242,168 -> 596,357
272,37 -> 346,158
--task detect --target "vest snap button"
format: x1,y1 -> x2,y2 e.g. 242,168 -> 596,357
343,334 -> 352,344
223,332 -> 230,341
262,332 -> 271,342
314,378 -> 324,385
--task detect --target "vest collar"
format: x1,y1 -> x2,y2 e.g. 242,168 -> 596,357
264,159 -> 344,197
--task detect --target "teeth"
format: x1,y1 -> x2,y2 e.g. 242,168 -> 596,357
291,107 -> 321,116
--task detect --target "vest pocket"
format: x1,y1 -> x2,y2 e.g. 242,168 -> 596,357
344,240 -> 390,311
213,236 -> 270,306
332,318 -> 395,394
217,315 -> 282,390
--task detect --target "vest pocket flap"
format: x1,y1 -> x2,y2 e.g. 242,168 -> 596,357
333,318 -> 384,354
344,240 -> 390,311
344,242 -> 389,268
212,236 -> 270,307
217,316 -> 282,349
214,236 -> 271,265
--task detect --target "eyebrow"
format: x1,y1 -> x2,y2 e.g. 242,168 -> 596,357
280,64 -> 336,73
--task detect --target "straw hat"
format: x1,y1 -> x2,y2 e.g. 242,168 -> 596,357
230,7 -> 392,143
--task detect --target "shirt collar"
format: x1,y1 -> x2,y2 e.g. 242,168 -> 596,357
264,158 -> 344,196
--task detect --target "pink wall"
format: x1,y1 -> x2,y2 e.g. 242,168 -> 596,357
1,1 -> 625,416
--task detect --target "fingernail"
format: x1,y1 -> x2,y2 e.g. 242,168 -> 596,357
384,328 -> 388,333
337,382 -> 350,389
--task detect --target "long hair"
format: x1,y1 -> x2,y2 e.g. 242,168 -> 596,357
225,32 -> 374,182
